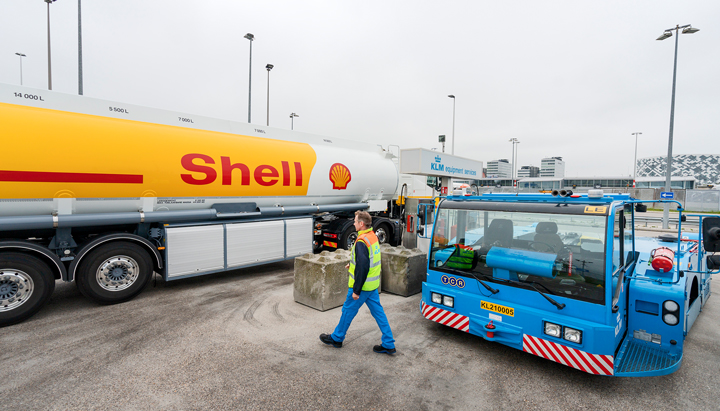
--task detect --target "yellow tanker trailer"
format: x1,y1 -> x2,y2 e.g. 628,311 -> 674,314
0,83 -> 400,326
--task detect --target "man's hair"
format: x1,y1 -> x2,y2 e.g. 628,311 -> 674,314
355,211 -> 372,228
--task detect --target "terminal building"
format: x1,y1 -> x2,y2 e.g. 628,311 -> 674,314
470,154 -> 711,192
475,176 -> 695,191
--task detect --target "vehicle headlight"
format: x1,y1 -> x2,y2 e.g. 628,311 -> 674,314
563,327 -> 582,344
662,300 -> 680,326
431,292 -> 443,304
663,313 -> 679,326
544,322 -> 561,338
443,296 -> 454,308
663,300 -> 679,312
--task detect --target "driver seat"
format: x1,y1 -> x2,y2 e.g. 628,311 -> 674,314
484,219 -> 513,248
534,222 -> 564,252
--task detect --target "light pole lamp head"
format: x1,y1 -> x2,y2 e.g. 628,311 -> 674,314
448,95 -> 455,99
266,64 -> 274,71
656,31 -> 672,41
244,33 -> 254,41
44,0 -> 57,3
15,52 -> 26,57
290,113 -> 299,118
682,26 -> 699,34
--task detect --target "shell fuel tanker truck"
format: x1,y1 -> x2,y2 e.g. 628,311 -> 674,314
0,83 -> 404,326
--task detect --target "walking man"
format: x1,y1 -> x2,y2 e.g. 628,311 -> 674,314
319,211 -> 396,354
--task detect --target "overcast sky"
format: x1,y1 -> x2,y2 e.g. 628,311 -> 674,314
1,0 -> 718,177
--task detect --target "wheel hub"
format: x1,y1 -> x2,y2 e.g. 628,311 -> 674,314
96,256 -> 140,292
376,228 -> 387,243
0,270 -> 35,312
346,233 -> 358,250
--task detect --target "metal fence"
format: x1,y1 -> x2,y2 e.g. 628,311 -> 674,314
685,190 -> 720,212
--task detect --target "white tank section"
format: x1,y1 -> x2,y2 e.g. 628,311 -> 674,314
0,83 -> 398,216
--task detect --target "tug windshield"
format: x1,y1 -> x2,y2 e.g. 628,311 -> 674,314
431,204 -> 608,304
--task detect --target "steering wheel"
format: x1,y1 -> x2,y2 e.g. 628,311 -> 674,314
528,241 -> 556,253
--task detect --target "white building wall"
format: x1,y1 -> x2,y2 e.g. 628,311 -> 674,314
487,160 -> 512,178
540,157 -> 565,178
517,166 -> 539,178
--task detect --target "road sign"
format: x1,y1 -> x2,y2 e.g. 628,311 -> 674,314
660,192 -> 674,199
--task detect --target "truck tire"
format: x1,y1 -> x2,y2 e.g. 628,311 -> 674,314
375,223 -> 392,245
75,242 -> 153,305
340,225 -> 358,250
0,252 -> 55,327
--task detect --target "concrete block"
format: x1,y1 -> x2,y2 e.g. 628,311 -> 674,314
294,250 -> 351,311
380,244 -> 427,297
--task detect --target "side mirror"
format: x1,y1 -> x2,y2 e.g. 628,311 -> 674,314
635,204 -> 647,212
707,255 -> 720,270
702,217 -> 720,253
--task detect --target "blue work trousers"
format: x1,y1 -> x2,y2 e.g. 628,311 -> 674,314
331,288 -> 395,349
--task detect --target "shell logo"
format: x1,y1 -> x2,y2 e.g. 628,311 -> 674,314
329,163 -> 351,190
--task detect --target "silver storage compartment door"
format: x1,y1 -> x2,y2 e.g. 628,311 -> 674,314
286,218 -> 312,257
167,225 -> 225,278
226,220 -> 284,268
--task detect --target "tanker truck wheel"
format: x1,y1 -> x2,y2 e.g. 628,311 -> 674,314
0,252 -> 56,327
75,242 -> 153,305
340,226 -> 358,250
375,223 -> 392,245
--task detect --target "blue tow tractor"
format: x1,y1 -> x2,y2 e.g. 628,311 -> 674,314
419,190 -> 719,376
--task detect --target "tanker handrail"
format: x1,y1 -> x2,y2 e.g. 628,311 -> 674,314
0,202 -> 370,231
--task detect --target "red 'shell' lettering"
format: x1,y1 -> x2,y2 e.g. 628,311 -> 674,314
254,165 -> 279,186
221,157 -> 250,186
180,154 -> 303,187
181,154 -> 217,185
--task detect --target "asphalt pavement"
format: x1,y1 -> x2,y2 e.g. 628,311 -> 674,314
1,261 -> 718,410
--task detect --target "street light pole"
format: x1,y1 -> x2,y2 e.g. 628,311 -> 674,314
657,24 -> 699,229
509,138 -> 519,182
515,141 -> 520,190
290,112 -> 299,130
448,95 -> 456,155
78,0 -> 83,95
265,64 -> 273,126
244,33 -> 254,123
15,53 -> 26,85
45,0 -> 57,90
631,132 -> 642,185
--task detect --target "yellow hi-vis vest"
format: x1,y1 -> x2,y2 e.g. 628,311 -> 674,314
349,228 -> 382,291
446,244 -> 474,270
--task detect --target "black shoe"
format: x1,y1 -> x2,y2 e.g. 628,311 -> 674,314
319,333 -> 342,348
373,345 -> 396,355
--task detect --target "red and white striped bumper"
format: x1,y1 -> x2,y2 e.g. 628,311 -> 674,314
421,302 -> 469,332
523,334 -> 615,376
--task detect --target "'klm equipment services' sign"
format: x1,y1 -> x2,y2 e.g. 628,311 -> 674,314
399,148 -> 483,178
